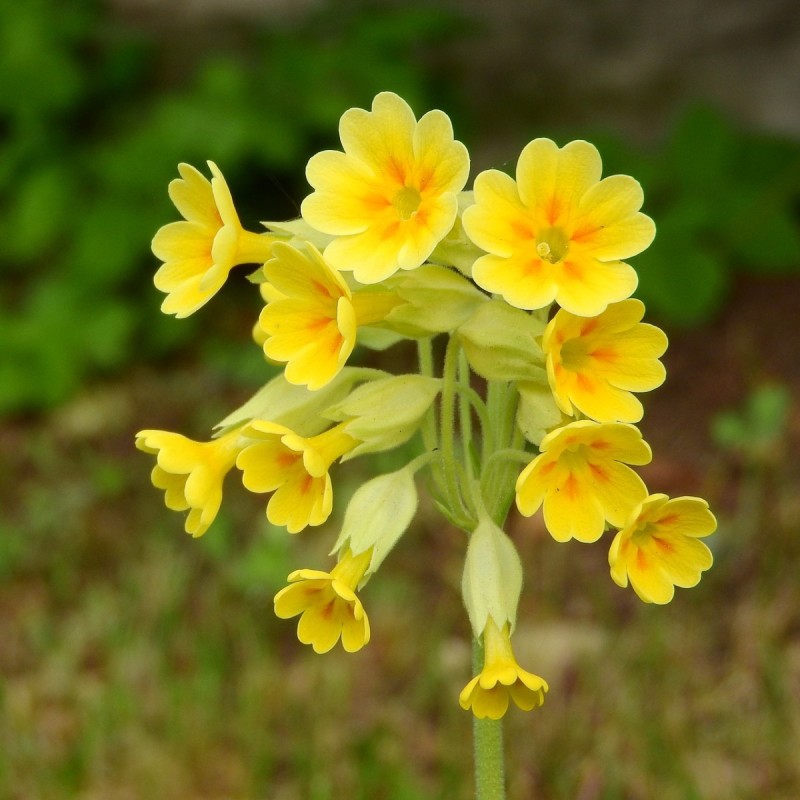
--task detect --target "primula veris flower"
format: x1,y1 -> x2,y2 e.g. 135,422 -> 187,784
152,161 -> 275,317
459,617 -> 548,719
256,242 -> 400,389
135,427 -> 243,537
609,494 -> 716,604
274,548 -> 372,653
463,138 -> 655,316
516,420 -> 651,543
301,91 -> 470,284
236,421 -> 357,533
544,299 -> 668,423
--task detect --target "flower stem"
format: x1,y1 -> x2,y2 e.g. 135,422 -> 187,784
472,636 -> 506,800
441,335 -> 472,525
459,350 -> 475,480
483,381 -> 522,524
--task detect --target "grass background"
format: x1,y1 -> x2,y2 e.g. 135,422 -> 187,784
1,1 -> 799,798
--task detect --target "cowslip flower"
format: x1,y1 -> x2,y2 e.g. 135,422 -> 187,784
301,91 -> 470,284
274,548 -> 372,653
459,617 -> 548,719
463,138 -> 655,317
236,420 -> 357,533
516,420 -> 651,543
152,161 -> 275,317
256,242 -> 400,389
609,494 -> 716,604
135,427 -> 243,536
543,298 -> 668,423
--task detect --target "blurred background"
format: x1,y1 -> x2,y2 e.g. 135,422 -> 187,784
1,0 -> 799,797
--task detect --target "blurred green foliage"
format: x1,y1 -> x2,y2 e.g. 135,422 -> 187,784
0,0 -> 463,414
711,383 -> 792,464
595,107 -> 800,325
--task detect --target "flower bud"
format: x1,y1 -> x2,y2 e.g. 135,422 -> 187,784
332,466 -> 419,578
381,264 -> 487,338
214,367 -> 376,438
462,515 -> 523,639
324,374 -> 441,459
458,300 -> 548,384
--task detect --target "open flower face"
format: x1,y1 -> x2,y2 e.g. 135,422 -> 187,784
463,138 -> 655,317
516,420 -> 652,543
459,617 -> 548,720
273,549 -> 372,653
135,428 -> 242,537
544,299 -> 668,423
257,243 -> 357,390
152,161 -> 274,317
609,494 -> 716,604
236,421 -> 357,533
301,92 -> 470,284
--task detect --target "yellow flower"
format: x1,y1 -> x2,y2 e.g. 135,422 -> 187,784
463,138 -> 655,317
459,617 -> 548,720
152,162 -> 275,317
274,548 -> 372,653
256,242 -> 400,389
235,421 -> 357,533
135,427 -> 243,536
609,494 -> 716,604
301,91 -> 470,284
516,420 -> 651,543
543,299 -> 668,423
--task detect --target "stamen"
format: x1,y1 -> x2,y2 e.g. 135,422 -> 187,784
535,226 -> 570,264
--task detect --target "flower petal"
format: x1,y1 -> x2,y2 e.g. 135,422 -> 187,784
463,169 -> 531,257
169,163 -> 218,227
553,257 -> 638,317
542,471 -> 606,542
516,138 -> 602,228
573,175 -> 655,260
338,91 -> 416,175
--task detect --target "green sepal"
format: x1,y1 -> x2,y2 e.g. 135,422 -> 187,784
261,217 -> 334,251
213,367 -> 383,438
357,327 -> 406,351
516,381 -> 565,446
462,515 -> 523,639
246,265 -> 269,283
324,374 -> 442,460
331,466 -> 419,579
428,191 -> 483,276
381,264 -> 487,338
458,299 -> 548,383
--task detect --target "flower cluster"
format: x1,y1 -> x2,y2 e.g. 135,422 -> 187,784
138,92 -> 716,720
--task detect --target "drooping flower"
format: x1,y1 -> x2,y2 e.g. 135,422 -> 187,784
463,138 -> 655,317
516,420 -> 651,543
609,494 -> 716,604
256,242 -> 400,389
152,162 -> 275,317
235,420 -> 357,533
543,299 -> 668,423
459,617 -> 548,719
274,548 -> 372,653
301,91 -> 470,284
135,427 -> 243,536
